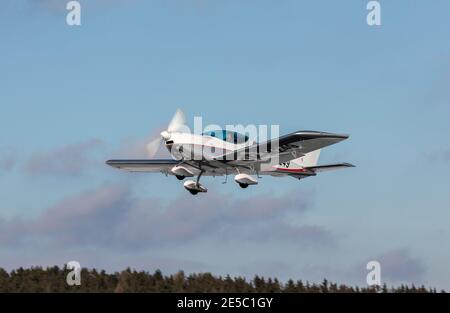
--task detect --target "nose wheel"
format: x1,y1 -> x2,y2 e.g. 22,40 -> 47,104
239,183 -> 249,189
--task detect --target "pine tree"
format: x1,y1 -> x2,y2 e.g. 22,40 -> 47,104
320,279 -> 329,293
0,266 -> 443,293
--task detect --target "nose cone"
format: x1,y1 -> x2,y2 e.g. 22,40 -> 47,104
160,131 -> 171,140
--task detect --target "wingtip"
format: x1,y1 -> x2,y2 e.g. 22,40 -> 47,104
330,132 -> 350,139
105,160 -> 115,166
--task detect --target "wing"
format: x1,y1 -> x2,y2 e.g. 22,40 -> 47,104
106,159 -> 230,176
215,130 -> 349,164
106,159 -> 180,172
305,162 -> 355,173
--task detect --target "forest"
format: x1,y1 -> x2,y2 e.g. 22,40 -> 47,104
0,266 -> 443,293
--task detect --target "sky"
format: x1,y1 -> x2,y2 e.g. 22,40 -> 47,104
1,0 -> 450,290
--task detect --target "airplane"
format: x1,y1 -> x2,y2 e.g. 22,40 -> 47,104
106,109 -> 354,195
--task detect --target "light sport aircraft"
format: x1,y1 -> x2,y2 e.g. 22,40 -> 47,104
106,110 -> 354,195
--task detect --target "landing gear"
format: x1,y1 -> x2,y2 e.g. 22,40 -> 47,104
176,175 -> 185,180
234,173 -> 258,189
183,169 -> 207,195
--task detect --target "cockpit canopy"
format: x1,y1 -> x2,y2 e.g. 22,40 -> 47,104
203,130 -> 250,144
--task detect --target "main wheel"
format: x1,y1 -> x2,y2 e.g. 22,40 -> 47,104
239,183 -> 249,189
188,190 -> 199,195
176,175 -> 185,180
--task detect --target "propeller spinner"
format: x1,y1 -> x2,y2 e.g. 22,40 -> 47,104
146,109 -> 186,157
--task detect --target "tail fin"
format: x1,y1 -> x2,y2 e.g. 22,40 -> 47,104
291,149 -> 321,167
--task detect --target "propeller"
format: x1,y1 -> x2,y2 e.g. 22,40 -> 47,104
146,109 -> 186,157
167,109 -> 186,132
145,136 -> 163,157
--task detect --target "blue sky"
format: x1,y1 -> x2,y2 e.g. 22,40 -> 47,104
1,0 -> 450,289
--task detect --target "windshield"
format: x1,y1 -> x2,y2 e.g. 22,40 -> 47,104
203,130 -> 249,144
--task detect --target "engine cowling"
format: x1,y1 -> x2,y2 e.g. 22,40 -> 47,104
234,173 -> 258,186
183,180 -> 207,194
171,165 -> 194,177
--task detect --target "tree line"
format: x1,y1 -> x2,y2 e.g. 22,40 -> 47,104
0,266 -> 443,293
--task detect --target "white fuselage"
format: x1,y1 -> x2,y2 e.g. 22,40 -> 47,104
166,132 -> 253,161
164,132 -> 320,176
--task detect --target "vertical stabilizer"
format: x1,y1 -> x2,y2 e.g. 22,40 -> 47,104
291,149 -> 321,167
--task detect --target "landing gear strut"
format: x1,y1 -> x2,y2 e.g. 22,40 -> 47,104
196,170 -> 204,187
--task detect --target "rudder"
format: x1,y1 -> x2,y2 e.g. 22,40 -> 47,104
291,149 -> 321,167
